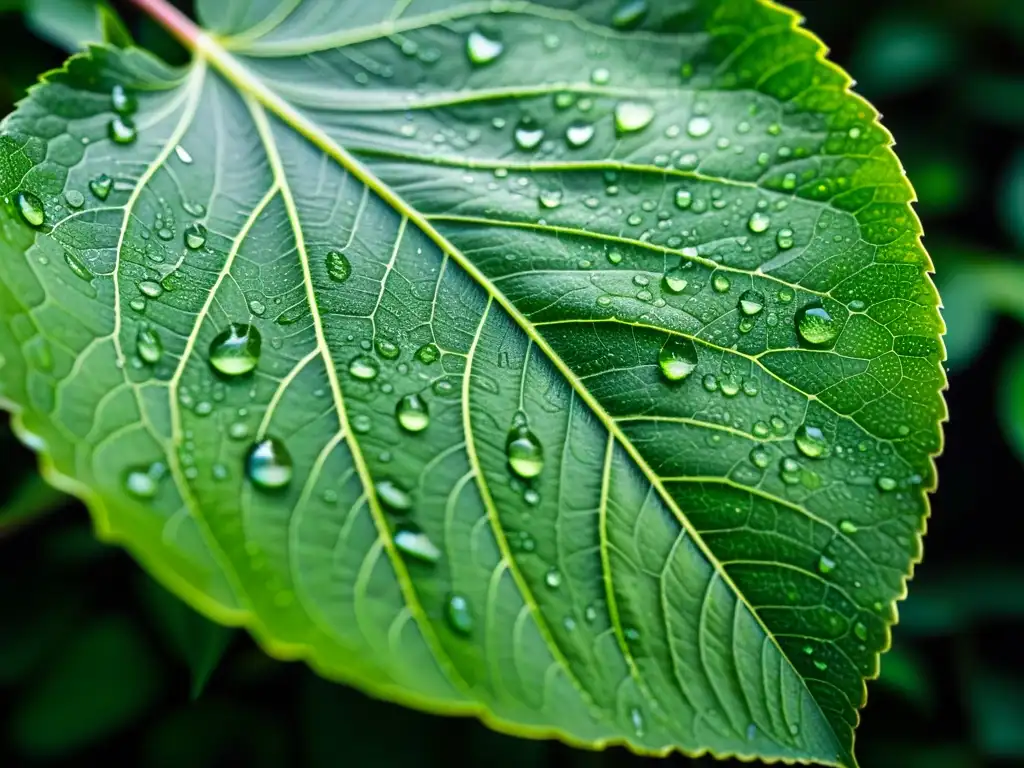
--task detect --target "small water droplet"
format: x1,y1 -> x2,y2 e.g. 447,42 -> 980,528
614,101 -> 655,134
64,251 -> 93,281
818,554 -> 836,574
712,274 -> 731,293
111,84 -> 137,115
246,437 -> 293,490
545,569 -> 562,588
514,118 -> 544,150
466,30 -> 503,65
877,476 -> 897,492
776,228 -> 795,249
15,191 -> 44,228
125,467 -> 158,499
738,289 -> 765,316
686,116 -> 712,138
108,115 -> 137,144
325,249 -> 351,282
64,189 -> 85,209
375,338 -> 400,359
89,174 -> 113,200
612,0 -> 648,28
138,280 -> 163,299
376,480 -> 412,511
662,264 -> 690,294
658,336 -> 698,382
629,707 -> 645,737
674,188 -> 693,209
538,188 -> 563,209
748,211 -> 771,233
565,121 -> 595,148
184,222 -> 207,249
137,326 -> 163,364
446,593 -> 472,635
749,446 -> 770,469
854,621 -> 868,642
813,659 -> 828,672
174,145 -> 193,164
506,426 -> 544,478
248,299 -> 266,316
795,303 -> 839,347
415,342 -> 440,364
209,323 -> 261,377
349,354 -> 379,381
396,393 -> 430,433
394,527 -> 441,563
840,520 -> 858,535
795,423 -> 827,459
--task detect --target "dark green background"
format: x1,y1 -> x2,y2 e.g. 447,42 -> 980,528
2,1 -> 1023,766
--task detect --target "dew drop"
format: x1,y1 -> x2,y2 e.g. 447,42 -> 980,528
15,191 -> 44,228
396,393 -> 430,433
747,211 -> 771,233
376,479 -> 412,512
538,189 -> 563,209
136,326 -> 163,364
64,189 -> 85,209
662,266 -> 689,294
184,222 -> 207,249
545,569 -> 562,589
795,423 -> 827,459
375,338 -> 400,360
506,426 -> 544,478
173,144 -> 193,164
738,289 -> 765,316
125,468 -> 158,499
795,303 -> 839,347
446,593 -> 472,635
854,622 -> 868,642
246,437 -> 293,490
513,118 -> 544,150
138,280 -> 163,298
630,707 -> 645,737
349,354 -> 379,381
394,527 -> 441,563
590,67 -> 610,85
776,227 -> 795,249
674,188 -> 693,209
840,520 -> 858,534
877,476 -> 897,492
686,116 -> 712,138
111,84 -> 137,115
565,120 -> 595,148
209,323 -> 261,377
712,274 -> 731,293
612,0 -> 648,28
818,554 -> 837,574
89,174 -> 113,200
466,30 -> 503,65
614,101 -> 655,134
108,115 -> 137,144
749,446 -> 770,469
64,251 -> 93,282
415,342 -> 440,364
658,337 -> 699,382
326,249 -> 351,282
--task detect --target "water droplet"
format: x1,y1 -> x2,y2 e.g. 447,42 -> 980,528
747,211 -> 771,233
137,326 -> 163,364
466,30 -> 503,65
840,520 -> 858,535
749,446 -> 770,469
657,336 -> 699,381
662,264 -> 690,293
854,621 -> 868,642
89,174 -> 113,200
246,437 -> 293,490
375,338 -> 400,359
712,274 -> 731,293
248,299 -> 266,316
184,222 -> 207,249
702,373 -> 719,392
813,659 -> 828,672
349,355 -> 379,381
396,393 -> 430,433
545,569 -> 562,588
776,228 -> 795,249
446,593 -> 472,635
565,121 -> 595,148
513,118 -> 544,150
394,527 -> 441,563
138,280 -> 163,299
209,323 -> 261,377
674,188 -> 693,209
325,249 -> 351,282
506,426 -> 544,478
877,476 -> 897,492
376,479 -> 412,512
64,251 -> 93,281
795,303 -> 839,347
538,189 -> 563,209
108,115 -> 137,144
614,101 -> 654,134
612,0 -> 648,28
111,84 -> 137,115
173,144 -> 193,164
777,288 -> 794,303
818,554 -> 836,574
591,67 -> 610,85
686,116 -> 712,138
15,191 -> 44,228
629,707 -> 645,737
795,423 -> 827,459
125,468 -> 158,499
129,297 -> 146,313
738,289 -> 765,316
64,189 -> 85,209
415,342 -> 440,364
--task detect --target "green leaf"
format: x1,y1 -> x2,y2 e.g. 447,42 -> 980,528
23,0 -> 114,52
7,615 -> 162,757
1001,345 -> 1024,465
0,1 -> 946,766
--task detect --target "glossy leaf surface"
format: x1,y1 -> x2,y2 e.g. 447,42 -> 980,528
0,1 -> 946,765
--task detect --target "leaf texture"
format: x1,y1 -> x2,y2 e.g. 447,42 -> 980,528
0,1 -> 946,765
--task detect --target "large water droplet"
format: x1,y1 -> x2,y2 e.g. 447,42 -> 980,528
446,593 -> 472,635
111,84 -> 137,115
246,437 -> 293,490
415,342 -> 440,364
89,174 -> 113,200
396,393 -> 430,433
108,115 -> 137,144
139,280 -> 163,298
184,222 -> 207,249
795,423 -> 827,459
658,337 -> 699,381
686,116 -> 712,138
64,251 -> 93,282
513,118 -> 544,150
506,426 -> 544,478
749,446 -> 770,468
376,479 -> 412,512
209,323 -> 261,377
795,303 -> 839,347
712,274 -> 731,293
466,30 -> 503,65
747,212 -> 771,233
349,354 -> 379,381
375,338 -> 400,360
64,189 -> 85,209
565,121 -> 595,148
394,527 -> 441,563
738,289 -> 765,316
137,326 -> 163,364
614,101 -> 654,134
15,191 -> 44,228
326,249 -> 351,282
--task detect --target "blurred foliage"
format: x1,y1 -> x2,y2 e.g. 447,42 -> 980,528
1,0 -> 1023,766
